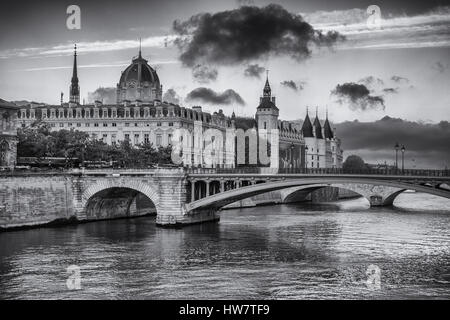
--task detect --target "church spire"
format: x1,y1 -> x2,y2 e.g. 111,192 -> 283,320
69,44 -> 80,104
263,69 -> 271,97
138,37 -> 142,58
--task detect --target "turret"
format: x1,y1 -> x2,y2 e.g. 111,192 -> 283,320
256,71 -> 279,130
313,107 -> 323,139
301,107 -> 314,137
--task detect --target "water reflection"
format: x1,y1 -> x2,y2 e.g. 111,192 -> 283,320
0,193 -> 449,299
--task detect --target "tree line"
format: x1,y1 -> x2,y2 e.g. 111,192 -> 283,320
17,121 -> 173,168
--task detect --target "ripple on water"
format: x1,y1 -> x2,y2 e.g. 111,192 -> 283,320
0,193 -> 449,299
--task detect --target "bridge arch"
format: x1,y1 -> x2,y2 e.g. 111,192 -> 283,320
81,179 -> 160,220
186,178 -> 450,212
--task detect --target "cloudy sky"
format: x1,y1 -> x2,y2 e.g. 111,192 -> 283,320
0,0 -> 449,167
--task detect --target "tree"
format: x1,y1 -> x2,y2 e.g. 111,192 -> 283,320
343,155 -> 367,172
16,123 -> 177,168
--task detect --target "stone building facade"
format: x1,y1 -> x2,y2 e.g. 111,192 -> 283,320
14,45 -> 342,169
0,99 -> 19,168
300,108 -> 343,169
17,47 -> 235,168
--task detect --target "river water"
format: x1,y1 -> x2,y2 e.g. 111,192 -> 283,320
0,193 -> 449,300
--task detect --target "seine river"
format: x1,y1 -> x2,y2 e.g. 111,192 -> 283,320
0,193 -> 449,300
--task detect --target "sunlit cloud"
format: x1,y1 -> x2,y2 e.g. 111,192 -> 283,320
0,35 -> 178,59
11,60 -> 179,72
303,6 -> 450,50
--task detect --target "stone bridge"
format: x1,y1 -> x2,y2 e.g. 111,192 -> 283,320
0,168 -> 449,229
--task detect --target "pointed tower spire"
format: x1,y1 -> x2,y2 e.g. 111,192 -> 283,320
302,107 -> 314,137
69,44 -> 80,104
138,37 -> 142,58
263,69 -> 271,98
323,106 -> 334,139
313,106 -> 323,139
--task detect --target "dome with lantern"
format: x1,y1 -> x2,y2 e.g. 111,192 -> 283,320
116,44 -> 162,104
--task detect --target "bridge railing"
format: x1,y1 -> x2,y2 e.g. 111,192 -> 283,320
186,167 -> 450,177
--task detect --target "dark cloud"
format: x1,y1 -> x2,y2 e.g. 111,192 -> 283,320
358,76 -> 384,87
331,82 -> 385,111
244,64 -> 266,78
432,61 -> 449,73
391,75 -> 409,83
280,80 -> 306,91
192,64 -> 218,83
334,116 -> 450,168
163,88 -> 181,105
87,87 -> 116,104
173,4 -> 344,67
186,87 -> 245,106
383,87 -> 398,94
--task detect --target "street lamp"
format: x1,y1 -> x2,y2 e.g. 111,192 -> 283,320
394,142 -> 400,173
290,143 -> 294,170
401,145 -> 405,173
305,145 -> 309,172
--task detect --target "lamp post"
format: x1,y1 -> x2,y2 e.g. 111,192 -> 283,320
401,145 -> 405,173
394,142 -> 400,173
290,143 -> 294,170
305,145 -> 308,172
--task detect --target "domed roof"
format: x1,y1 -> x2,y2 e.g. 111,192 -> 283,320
119,54 -> 160,87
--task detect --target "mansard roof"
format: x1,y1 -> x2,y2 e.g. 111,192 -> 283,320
234,116 -> 257,130
0,99 -> 20,110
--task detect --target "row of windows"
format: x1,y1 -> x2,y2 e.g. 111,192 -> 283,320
38,122 -> 175,128
20,107 -> 225,124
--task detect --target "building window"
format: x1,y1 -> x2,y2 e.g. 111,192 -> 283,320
168,134 -> 172,145
134,134 -> 139,145
51,123 -> 56,127
85,123 -> 90,127
111,134 -> 117,145
94,123 -> 99,127
124,134 -> 130,141
134,123 -> 138,127
103,123 -> 108,127
112,123 -> 117,127
68,123 -> 72,127
144,134 -> 149,144
264,122 -> 267,129
169,122 -> 173,127
77,123 -> 81,127
157,122 -> 162,127
102,134 -> 108,141
103,109 -> 108,118
156,134 -> 162,146
125,123 -> 130,127
59,123 -> 64,127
